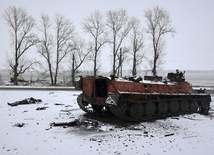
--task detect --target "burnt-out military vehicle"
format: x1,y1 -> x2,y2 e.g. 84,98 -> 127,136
77,70 -> 211,121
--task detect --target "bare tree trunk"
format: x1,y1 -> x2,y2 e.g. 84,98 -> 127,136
14,30 -> 19,85
117,47 -> 123,77
71,54 -> 75,84
93,51 -> 97,77
112,41 -> 116,76
48,62 -> 54,85
152,55 -> 157,76
54,52 -> 59,85
14,62 -> 18,85
132,52 -> 137,76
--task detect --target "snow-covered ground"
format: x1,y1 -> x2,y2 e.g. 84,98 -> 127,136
0,90 -> 214,155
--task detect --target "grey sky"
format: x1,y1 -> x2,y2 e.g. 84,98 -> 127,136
0,0 -> 214,71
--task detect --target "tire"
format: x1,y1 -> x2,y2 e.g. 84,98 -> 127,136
157,101 -> 168,115
145,102 -> 156,116
199,100 -> 209,115
129,103 -> 144,120
180,100 -> 189,113
189,100 -> 199,113
169,101 -> 179,114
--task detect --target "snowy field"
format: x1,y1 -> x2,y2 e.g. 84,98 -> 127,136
0,90 -> 214,155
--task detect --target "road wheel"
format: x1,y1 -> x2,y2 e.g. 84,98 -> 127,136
129,103 -> 144,120
180,100 -> 189,113
169,101 -> 179,114
199,100 -> 209,115
145,102 -> 156,117
189,100 -> 199,113
157,101 -> 168,115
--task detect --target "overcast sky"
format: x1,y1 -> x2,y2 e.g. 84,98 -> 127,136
0,0 -> 214,71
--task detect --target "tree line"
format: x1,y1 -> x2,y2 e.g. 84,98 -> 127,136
2,5 -> 175,85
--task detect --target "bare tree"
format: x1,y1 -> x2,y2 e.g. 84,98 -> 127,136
69,36 -> 90,85
82,10 -> 108,76
129,18 -> 145,76
37,14 -> 74,85
106,9 -> 134,76
54,14 -> 74,85
37,14 -> 54,84
144,6 -> 176,76
2,6 -> 38,85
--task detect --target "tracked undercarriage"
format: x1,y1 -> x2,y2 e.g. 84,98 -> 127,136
77,70 -> 211,122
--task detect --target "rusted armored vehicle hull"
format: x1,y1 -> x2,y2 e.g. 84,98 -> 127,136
77,71 -> 211,121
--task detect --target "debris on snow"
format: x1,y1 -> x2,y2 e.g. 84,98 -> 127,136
51,120 -> 79,127
60,109 -> 72,113
51,119 -> 99,129
36,107 -> 48,111
22,110 -> 28,113
13,123 -> 25,128
164,133 -> 174,137
8,97 -> 42,106
183,116 -> 202,121
54,103 -> 65,106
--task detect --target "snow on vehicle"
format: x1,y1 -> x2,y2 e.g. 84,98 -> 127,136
77,70 -> 211,121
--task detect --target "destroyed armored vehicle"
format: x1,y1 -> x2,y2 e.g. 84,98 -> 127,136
77,70 -> 211,121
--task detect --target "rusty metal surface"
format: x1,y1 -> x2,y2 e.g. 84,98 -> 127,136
81,75 -> 195,101
77,71 -> 211,121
